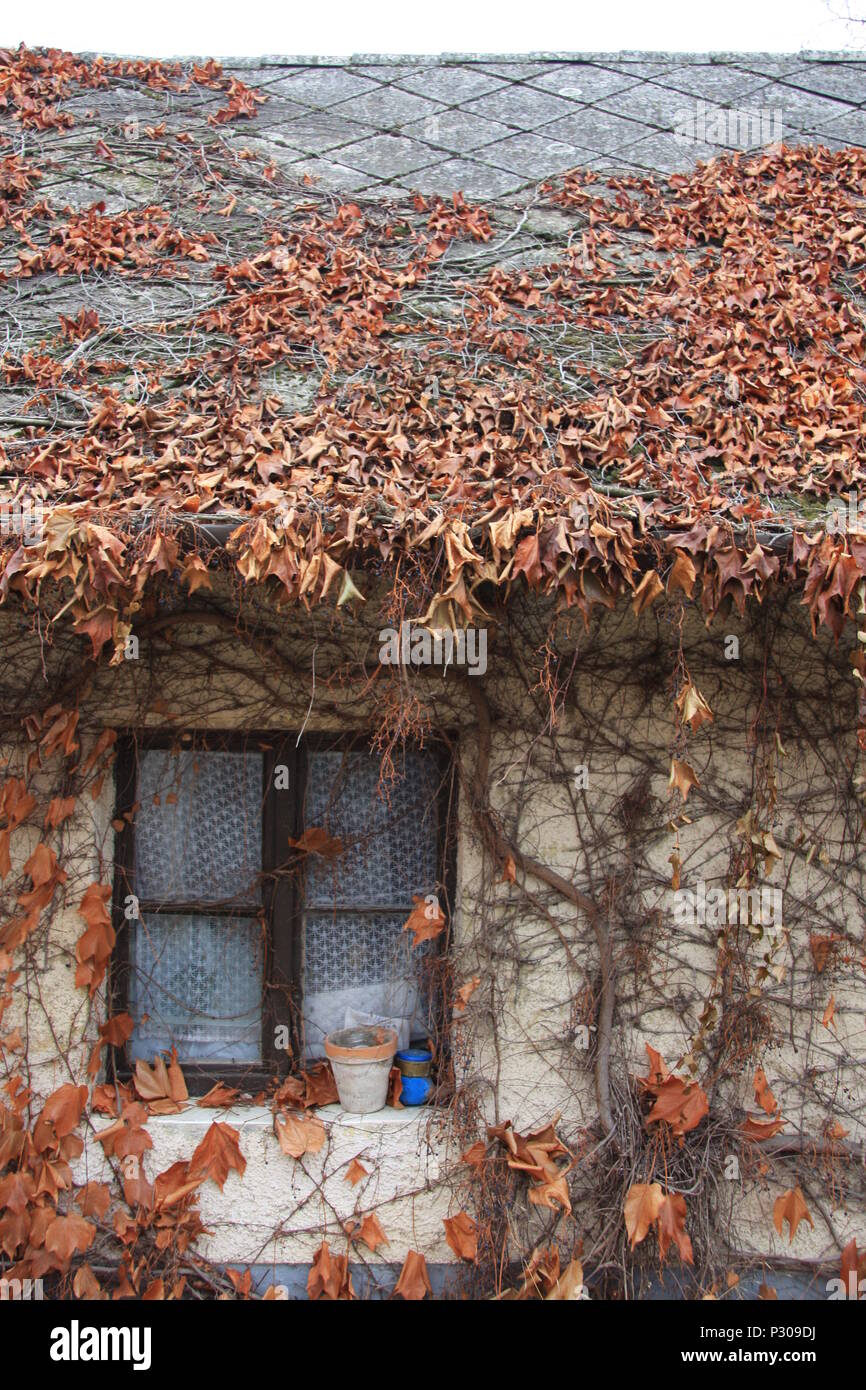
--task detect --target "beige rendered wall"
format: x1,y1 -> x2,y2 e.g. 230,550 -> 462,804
3,587 -> 864,1276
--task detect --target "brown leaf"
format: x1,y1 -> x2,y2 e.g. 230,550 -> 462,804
274,1111 -> 326,1159
73,1265 -> 105,1299
669,758 -> 699,802
773,1186 -> 814,1243
809,933 -> 840,973
44,1213 -> 95,1265
75,1181 -> 111,1219
624,1183 -> 664,1248
443,1211 -> 478,1262
667,550 -> 697,598
344,1158 -> 369,1186
402,894 -> 446,948
357,1213 -> 389,1252
675,681 -> 714,733
288,827 -> 344,858
393,1249 -> 431,1301
307,1241 -> 354,1300
196,1083 -> 241,1108
632,569 -> 664,616
657,1192 -> 694,1264
753,1067 -> 778,1116
741,1113 -> 787,1141
455,976 -> 481,1013
544,1257 -> 585,1300
187,1122 -> 246,1190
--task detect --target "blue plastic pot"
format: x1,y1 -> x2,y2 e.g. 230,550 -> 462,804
395,1048 -> 433,1106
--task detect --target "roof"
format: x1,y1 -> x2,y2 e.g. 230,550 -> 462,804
6,49 -> 866,199
1,45 -> 866,658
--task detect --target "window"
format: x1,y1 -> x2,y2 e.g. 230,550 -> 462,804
111,733 -> 450,1090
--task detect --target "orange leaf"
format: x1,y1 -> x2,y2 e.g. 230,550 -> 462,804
645,1077 -> 709,1138
443,1211 -> 478,1262
668,758 -> 699,802
357,1213 -> 389,1252
455,976 -> 481,1013
632,568 -> 664,616
187,1121 -> 246,1190
23,843 -> 57,887
657,1192 -> 694,1264
73,1265 -> 104,1299
753,1067 -> 777,1116
44,1213 -> 95,1265
667,550 -> 697,598
741,1113 -> 786,1141
840,1237 -> 864,1299
44,796 -> 76,829
75,1181 -> 111,1219
33,1083 -> 88,1149
773,1186 -> 814,1243
544,1257 -> 585,1300
289,827 -> 344,859
274,1111 -> 326,1159
624,1183 -> 664,1248
402,894 -> 446,948
344,1158 -> 369,1186
307,1241 -> 354,1300
196,1083 -> 240,1108
74,883 -> 115,996
809,934 -> 839,973
461,1140 -> 487,1170
394,1249 -> 431,1300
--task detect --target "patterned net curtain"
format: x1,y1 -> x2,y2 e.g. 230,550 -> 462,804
302,749 -> 440,1057
128,749 -> 265,1064
126,743 -> 441,1066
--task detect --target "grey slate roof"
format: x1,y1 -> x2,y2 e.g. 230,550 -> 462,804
72,50 -> 866,198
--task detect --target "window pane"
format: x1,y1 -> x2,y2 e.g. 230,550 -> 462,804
302,911 -> 433,1057
128,914 -> 264,1063
304,750 -> 438,907
135,749 -> 263,904
301,749 -> 441,1058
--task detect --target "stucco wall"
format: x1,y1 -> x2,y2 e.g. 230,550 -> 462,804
3,585 -> 864,1283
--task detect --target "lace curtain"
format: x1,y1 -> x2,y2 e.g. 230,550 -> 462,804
128,749 -> 264,1063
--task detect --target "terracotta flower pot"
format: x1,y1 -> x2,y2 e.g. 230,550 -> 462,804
324,1025 -> 398,1113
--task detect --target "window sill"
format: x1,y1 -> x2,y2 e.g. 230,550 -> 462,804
141,1102 -> 438,1134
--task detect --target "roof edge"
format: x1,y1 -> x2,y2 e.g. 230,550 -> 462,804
38,49 -> 866,67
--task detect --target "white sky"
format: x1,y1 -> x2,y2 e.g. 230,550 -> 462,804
6,0 -> 866,58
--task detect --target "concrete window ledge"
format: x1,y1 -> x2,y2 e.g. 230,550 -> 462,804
83,1102 -> 454,1268
141,1102 -> 440,1135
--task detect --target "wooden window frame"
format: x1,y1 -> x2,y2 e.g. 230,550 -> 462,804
109,729 -> 455,1095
